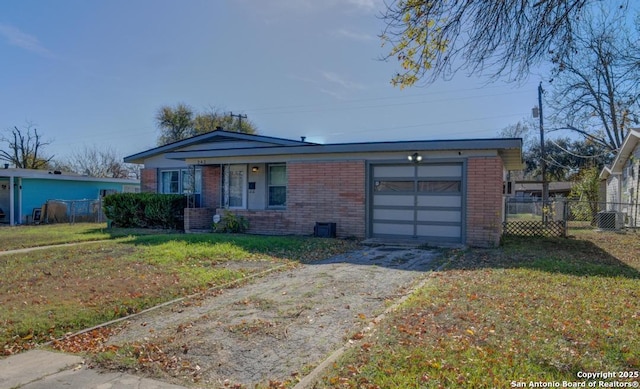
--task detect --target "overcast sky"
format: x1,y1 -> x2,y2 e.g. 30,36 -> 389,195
1,0 -> 544,162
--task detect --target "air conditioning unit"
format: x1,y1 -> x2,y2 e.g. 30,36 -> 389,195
596,211 -> 624,230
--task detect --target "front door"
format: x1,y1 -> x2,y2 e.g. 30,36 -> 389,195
228,164 -> 247,209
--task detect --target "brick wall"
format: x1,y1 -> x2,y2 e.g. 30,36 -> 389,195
215,160 -> 366,238
288,160 -> 366,238
466,156 -> 504,247
184,208 -> 215,231
202,165 -> 220,209
215,209 -> 292,234
140,168 -> 157,193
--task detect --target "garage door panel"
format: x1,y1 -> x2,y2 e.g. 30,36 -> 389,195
374,209 -> 415,221
417,210 -> 461,223
373,223 -> 414,236
371,163 -> 463,242
416,225 -> 461,238
417,164 -> 462,177
374,165 -> 416,178
417,195 -> 461,207
373,195 -> 414,206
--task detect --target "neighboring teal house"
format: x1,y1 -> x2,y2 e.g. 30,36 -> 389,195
0,168 -> 140,225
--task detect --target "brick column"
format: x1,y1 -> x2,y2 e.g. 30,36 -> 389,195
466,157 -> 504,247
140,168 -> 157,193
184,208 -> 215,232
202,165 -> 221,209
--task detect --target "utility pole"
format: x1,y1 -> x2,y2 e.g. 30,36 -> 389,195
534,82 -> 549,223
230,112 -> 247,131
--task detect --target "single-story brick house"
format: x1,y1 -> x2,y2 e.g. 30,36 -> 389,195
124,130 -> 523,247
0,167 -> 140,225
599,129 -> 640,227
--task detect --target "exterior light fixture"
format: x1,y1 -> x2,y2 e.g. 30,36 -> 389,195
408,152 -> 422,163
252,166 -> 259,172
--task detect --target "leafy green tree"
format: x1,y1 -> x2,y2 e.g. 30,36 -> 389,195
156,104 -> 258,145
380,0 -> 619,87
568,166 -> 601,223
525,138 -> 613,181
156,103 -> 195,146
193,107 -> 257,135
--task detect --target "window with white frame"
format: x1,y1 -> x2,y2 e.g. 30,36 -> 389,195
268,164 -> 286,207
160,170 -> 180,194
160,168 -> 202,206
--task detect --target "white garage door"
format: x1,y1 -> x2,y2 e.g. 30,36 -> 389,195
370,163 -> 463,243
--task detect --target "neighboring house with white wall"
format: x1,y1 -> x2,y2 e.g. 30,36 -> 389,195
600,129 -> 640,227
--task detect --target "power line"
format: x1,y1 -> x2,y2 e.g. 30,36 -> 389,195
243,90 -> 531,116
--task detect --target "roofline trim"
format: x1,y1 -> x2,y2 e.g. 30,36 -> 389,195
124,130 -> 313,163
603,128 -> 640,174
162,138 -> 522,159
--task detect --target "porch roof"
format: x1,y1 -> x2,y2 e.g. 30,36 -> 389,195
124,130 -> 311,164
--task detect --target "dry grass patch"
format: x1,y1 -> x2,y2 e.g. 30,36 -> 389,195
319,230 -> 640,388
0,233 -> 359,356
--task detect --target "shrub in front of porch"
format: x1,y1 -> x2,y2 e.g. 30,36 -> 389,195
213,211 -> 249,233
103,193 -> 186,229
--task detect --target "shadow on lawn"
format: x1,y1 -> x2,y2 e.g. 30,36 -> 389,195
446,235 -> 640,279
85,227 -> 360,262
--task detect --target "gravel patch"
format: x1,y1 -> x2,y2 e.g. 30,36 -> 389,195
102,246 -> 441,387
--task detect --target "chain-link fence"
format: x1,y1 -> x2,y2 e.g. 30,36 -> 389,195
42,198 -> 105,224
504,197 -> 640,237
566,200 -> 640,231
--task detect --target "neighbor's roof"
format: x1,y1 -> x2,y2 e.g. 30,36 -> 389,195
125,130 -> 524,170
599,128 -> 640,180
0,168 -> 139,184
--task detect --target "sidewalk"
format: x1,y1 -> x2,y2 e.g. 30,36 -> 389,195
0,350 -> 185,389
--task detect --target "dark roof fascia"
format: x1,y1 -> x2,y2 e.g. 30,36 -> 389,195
124,130 -> 312,163
164,138 -> 522,160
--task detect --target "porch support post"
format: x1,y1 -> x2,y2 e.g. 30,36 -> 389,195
17,177 -> 22,225
8,175 -> 14,226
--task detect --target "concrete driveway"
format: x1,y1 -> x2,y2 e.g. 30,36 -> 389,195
0,245 -> 442,389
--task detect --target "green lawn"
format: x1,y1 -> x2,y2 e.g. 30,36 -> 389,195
0,225 -> 358,355
0,223 -> 164,251
319,231 -> 640,388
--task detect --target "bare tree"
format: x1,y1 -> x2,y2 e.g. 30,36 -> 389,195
547,5 -> 640,152
63,145 -> 136,178
379,0 -> 625,87
0,124 -> 53,169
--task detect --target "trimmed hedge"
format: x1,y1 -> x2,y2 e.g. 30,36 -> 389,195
103,193 -> 186,229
